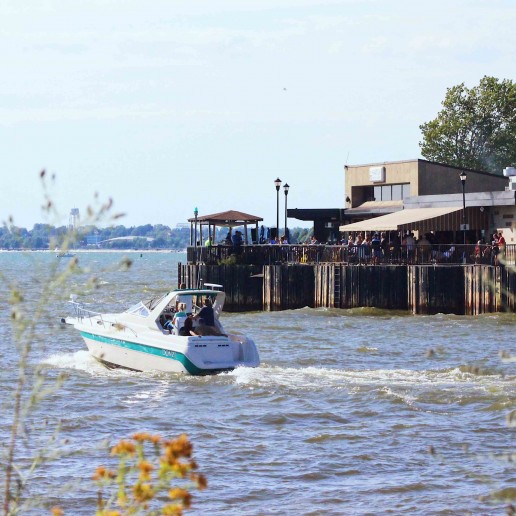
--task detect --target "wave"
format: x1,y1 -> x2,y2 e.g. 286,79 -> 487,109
43,350 -> 101,372
41,350 -> 138,379
225,364 -> 513,393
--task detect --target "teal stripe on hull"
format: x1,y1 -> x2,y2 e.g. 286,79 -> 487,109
80,330 -> 220,375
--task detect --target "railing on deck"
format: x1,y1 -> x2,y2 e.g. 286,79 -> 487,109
187,243 -> 516,266
70,302 -> 138,336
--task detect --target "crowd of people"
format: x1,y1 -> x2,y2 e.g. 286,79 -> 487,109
201,227 -> 508,265
304,230 -> 507,265
472,232 -> 506,265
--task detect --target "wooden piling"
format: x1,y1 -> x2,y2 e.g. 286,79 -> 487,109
179,262 -> 514,315
501,265 -> 516,312
263,264 -> 315,311
408,265 -> 464,315
179,263 -> 263,312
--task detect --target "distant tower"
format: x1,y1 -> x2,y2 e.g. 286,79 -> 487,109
69,208 -> 80,230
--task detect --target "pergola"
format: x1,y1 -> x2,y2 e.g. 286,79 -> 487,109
187,210 -> 263,245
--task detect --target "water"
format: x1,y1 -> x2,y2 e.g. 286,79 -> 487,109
1,251 -> 515,515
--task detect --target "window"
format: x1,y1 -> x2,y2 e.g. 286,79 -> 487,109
382,186 -> 392,201
360,183 -> 410,202
371,183 -> 409,201
392,184 -> 402,200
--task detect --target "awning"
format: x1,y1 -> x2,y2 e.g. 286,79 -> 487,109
339,207 -> 464,232
345,200 -> 403,217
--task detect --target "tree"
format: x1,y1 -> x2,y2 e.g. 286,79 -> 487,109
419,76 -> 516,174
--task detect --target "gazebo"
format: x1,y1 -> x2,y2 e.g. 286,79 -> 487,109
187,210 -> 263,245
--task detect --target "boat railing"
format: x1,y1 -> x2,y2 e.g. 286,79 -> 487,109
69,301 -> 138,337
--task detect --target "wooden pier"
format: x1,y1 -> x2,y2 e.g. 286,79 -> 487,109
179,262 -> 516,315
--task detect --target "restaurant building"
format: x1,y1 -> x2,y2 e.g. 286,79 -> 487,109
288,159 -> 515,244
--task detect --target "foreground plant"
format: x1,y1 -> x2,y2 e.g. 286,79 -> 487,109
92,432 -> 207,515
1,171 -> 125,514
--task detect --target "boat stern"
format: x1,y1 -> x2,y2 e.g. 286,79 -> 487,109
187,335 -> 260,372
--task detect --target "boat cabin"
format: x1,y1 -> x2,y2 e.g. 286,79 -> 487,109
125,287 -> 226,335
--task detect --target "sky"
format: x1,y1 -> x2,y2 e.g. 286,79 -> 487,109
1,0 -> 515,230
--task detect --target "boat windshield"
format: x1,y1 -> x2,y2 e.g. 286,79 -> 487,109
143,293 -> 167,311
126,302 -> 150,317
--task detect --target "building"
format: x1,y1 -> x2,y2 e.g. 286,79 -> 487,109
342,159 -> 514,243
86,233 -> 102,246
288,159 -> 514,244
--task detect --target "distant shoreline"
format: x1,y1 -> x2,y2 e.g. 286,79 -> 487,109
0,249 -> 187,253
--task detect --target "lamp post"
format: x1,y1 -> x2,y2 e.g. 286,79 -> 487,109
283,183 -> 290,242
274,177 -> 282,240
194,206 -> 199,249
459,171 -> 467,247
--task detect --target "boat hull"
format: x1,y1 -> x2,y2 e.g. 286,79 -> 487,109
80,329 -> 259,375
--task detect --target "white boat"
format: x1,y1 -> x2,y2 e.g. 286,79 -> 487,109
62,284 -> 260,375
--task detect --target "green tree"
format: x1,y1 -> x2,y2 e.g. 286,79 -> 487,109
419,76 -> 516,174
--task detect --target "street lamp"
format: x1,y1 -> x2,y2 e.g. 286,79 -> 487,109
459,171 -> 467,247
194,206 -> 199,249
283,183 -> 290,242
274,177 -> 282,240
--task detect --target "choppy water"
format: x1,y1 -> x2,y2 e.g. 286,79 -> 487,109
1,251 -> 515,515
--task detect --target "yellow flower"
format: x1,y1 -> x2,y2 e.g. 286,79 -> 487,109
163,434 -> 192,462
162,503 -> 183,516
92,465 -> 116,481
150,434 -> 161,444
93,466 -> 106,481
50,507 -> 64,516
168,487 -> 192,509
111,440 -> 136,456
133,482 -> 155,503
169,461 -> 190,478
138,460 -> 155,481
132,432 -> 152,442
94,432 -> 205,514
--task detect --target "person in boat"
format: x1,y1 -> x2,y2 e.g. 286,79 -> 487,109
193,297 -> 215,327
171,303 -> 188,332
179,315 -> 194,336
163,315 -> 174,331
193,324 -> 226,337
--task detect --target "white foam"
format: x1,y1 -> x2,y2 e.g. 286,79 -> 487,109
42,350 -> 103,374
122,384 -> 170,404
224,364 -> 510,394
225,366 -> 263,385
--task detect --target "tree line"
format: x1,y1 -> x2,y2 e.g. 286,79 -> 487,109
0,223 -> 314,250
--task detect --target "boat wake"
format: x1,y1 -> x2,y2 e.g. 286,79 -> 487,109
42,350 -> 137,377
224,364 -> 514,400
41,355 -> 514,412
43,350 -> 100,371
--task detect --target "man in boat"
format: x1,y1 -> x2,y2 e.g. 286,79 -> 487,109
190,298 -> 228,336
193,297 -> 215,327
